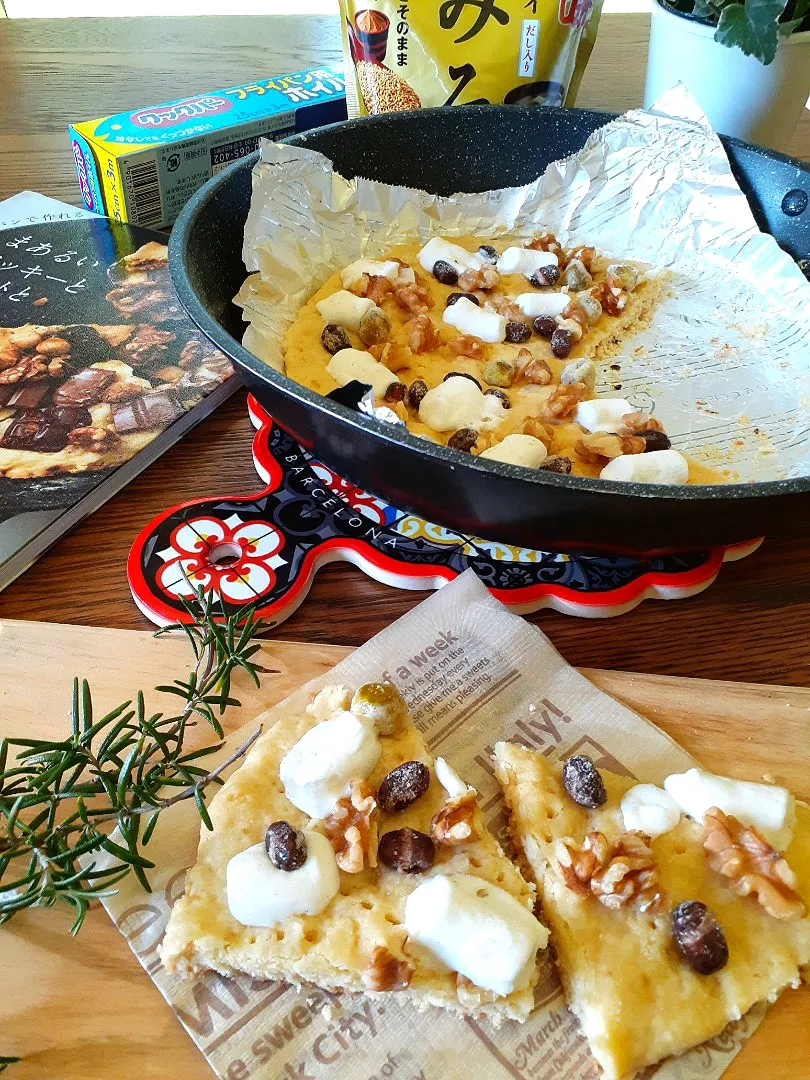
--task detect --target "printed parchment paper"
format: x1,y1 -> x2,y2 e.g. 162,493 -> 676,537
236,88 -> 810,483
99,571 -> 767,1080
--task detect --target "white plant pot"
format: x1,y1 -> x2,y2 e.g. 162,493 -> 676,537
645,0 -> 810,152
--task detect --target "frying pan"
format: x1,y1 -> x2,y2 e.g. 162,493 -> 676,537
168,105 -> 810,555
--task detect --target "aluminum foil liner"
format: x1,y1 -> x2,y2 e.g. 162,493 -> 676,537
237,87 -> 810,482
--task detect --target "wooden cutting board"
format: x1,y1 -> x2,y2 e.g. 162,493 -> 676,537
0,619 -> 808,1080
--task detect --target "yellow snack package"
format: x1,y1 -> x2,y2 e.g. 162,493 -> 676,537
339,0 -> 603,117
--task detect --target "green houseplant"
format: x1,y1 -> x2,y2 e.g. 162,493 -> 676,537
645,0 -> 810,151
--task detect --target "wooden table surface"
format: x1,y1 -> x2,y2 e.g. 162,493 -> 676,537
0,12 -> 808,691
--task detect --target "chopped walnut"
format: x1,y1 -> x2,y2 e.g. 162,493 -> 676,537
364,275 -> 396,306
106,284 -> 171,317
394,282 -> 433,315
555,317 -> 584,342
68,425 -> 122,452
408,315 -> 439,354
522,416 -> 555,445
527,231 -> 563,259
431,789 -> 478,846
307,684 -> 353,721
324,779 -> 378,874
0,356 -> 50,384
556,830 -> 664,913
178,339 -> 203,370
591,276 -> 628,317
486,295 -> 525,322
124,325 -> 176,367
101,381 -> 146,404
447,335 -> 484,359
575,432 -> 645,463
368,341 -> 413,372
362,946 -> 414,992
458,265 -> 499,292
563,245 -> 596,271
515,347 -> 552,386
542,382 -> 588,420
618,411 -> 664,435
562,303 -> 589,330
456,973 -> 496,1007
703,807 -> 806,920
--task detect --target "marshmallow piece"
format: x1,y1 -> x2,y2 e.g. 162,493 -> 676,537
327,348 -> 398,400
573,398 -> 635,433
316,290 -> 376,330
405,874 -> 547,996
497,247 -> 558,277
621,784 -> 681,839
435,756 -> 473,798
418,237 -> 485,275
664,768 -> 795,851
600,449 -> 689,485
442,297 -> 507,343
514,292 -> 571,319
226,833 -> 340,927
418,375 -> 506,433
280,711 -> 381,818
340,259 -> 401,290
480,433 -> 548,469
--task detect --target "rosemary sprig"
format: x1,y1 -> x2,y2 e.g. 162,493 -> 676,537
0,591 -> 272,934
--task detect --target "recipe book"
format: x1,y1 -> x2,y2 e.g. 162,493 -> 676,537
0,194 -> 238,591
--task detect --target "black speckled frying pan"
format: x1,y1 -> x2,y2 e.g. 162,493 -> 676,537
168,105 -> 810,555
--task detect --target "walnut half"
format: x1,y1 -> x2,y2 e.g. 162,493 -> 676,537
556,830 -> 664,913
324,779 -> 378,874
362,945 -> 414,992
430,789 -> 478,846
703,807 -> 806,920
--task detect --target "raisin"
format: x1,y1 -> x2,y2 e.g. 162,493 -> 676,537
671,901 -> 729,975
384,382 -> 406,403
378,828 -> 435,873
533,316 -> 556,338
562,755 -> 607,808
377,761 -> 430,813
446,291 -> 479,308
265,820 -> 307,871
477,244 -> 499,263
432,260 -> 459,286
406,379 -> 428,409
448,427 -> 478,452
58,324 -> 113,364
529,265 -> 560,288
443,371 -> 481,389
505,321 -> 532,344
550,328 -> 573,359
641,430 -> 672,453
484,387 -> 511,409
539,455 -> 572,474
321,324 -> 351,355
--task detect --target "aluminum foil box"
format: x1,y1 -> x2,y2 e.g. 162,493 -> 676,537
68,67 -> 346,230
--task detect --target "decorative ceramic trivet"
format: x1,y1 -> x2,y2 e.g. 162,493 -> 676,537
128,396 -> 762,627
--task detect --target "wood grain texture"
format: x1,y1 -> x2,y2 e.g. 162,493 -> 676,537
0,13 -> 807,689
0,620 -> 807,1079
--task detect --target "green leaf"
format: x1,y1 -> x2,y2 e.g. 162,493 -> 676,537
714,0 -> 788,63
195,789 -> 213,831
0,1055 -> 21,1071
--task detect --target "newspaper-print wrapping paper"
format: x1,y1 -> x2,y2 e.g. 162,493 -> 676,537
99,571 -> 767,1080
236,87 -> 810,483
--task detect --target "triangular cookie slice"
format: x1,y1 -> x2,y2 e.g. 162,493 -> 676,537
160,683 -> 547,1020
493,742 -> 810,1079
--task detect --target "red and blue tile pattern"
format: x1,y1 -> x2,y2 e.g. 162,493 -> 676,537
128,397 -> 761,627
